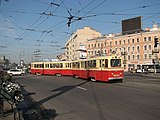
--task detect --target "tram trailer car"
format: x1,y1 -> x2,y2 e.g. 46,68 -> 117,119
30,55 -> 124,82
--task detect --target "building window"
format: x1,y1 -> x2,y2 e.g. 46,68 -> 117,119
124,47 -> 126,52
132,39 -> 134,43
137,38 -> 139,42
101,43 -> 103,47
137,55 -> 140,60
119,41 -> 121,45
110,42 -> 112,46
123,40 -> 126,44
88,45 -> 90,48
128,39 -> 130,44
132,46 -> 134,51
132,54 -> 135,60
149,54 -> 152,59
128,55 -> 130,60
144,45 -> 147,50
124,64 -> 126,69
144,37 -> 147,42
98,43 -> 100,47
98,43 -> 101,47
148,45 -> 152,50
110,48 -> 112,53
115,41 -> 117,45
128,47 -> 130,52
144,54 -> 147,59
137,46 -> 140,52
148,37 -> 151,41
91,51 -> 93,55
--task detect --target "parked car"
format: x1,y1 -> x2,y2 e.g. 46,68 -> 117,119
17,69 -> 25,74
7,69 -> 24,76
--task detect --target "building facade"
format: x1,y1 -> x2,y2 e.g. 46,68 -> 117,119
65,27 -> 101,61
87,24 -> 160,71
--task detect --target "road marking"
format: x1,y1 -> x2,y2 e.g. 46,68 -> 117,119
76,86 -> 87,91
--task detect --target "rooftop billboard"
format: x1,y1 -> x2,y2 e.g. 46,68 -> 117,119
122,16 -> 142,34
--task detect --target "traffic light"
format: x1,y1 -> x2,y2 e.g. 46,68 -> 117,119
154,37 -> 159,47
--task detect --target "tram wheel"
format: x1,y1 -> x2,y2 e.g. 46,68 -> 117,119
36,72 -> 41,76
91,78 -> 96,82
74,75 -> 78,79
56,73 -> 62,77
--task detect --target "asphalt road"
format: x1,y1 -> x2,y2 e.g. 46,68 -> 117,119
2,73 -> 160,120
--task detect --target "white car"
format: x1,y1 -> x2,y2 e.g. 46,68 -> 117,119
7,69 -> 24,76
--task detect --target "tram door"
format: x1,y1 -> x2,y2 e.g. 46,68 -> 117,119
99,59 -> 108,80
85,61 -> 90,78
99,59 -> 103,80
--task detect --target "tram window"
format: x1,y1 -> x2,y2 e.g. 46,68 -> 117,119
50,64 -> 53,68
81,62 -> 85,68
52,64 -> 55,68
67,63 -> 70,68
72,62 -> 75,68
34,64 -> 36,68
76,62 -> 80,68
110,59 -> 121,67
105,59 -> 108,68
89,60 -> 96,68
85,61 -> 89,69
93,60 -> 96,68
45,64 -> 49,68
72,62 -> 79,68
40,64 -> 43,68
59,63 -> 63,68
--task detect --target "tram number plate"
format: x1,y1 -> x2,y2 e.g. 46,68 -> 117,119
113,74 -> 119,77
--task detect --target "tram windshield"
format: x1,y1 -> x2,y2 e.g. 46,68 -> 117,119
110,59 -> 121,67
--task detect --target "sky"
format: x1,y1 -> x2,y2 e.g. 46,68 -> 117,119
0,0 -> 160,64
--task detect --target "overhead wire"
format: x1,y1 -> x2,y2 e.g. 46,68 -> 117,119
1,0 -> 160,61
5,0 -> 61,47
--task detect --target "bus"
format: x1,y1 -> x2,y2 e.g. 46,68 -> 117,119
30,55 -> 124,82
136,64 -> 160,73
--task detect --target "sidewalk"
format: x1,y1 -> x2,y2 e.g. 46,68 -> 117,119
0,101 -> 15,120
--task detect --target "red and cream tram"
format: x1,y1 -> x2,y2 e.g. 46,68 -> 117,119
30,55 -> 124,82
